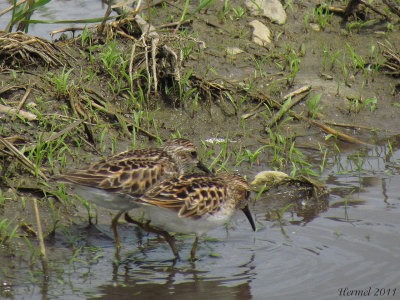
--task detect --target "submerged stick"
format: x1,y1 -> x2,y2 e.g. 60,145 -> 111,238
33,198 -> 47,259
33,197 -> 49,278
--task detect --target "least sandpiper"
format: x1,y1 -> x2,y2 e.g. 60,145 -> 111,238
56,138 -> 209,249
127,172 -> 256,260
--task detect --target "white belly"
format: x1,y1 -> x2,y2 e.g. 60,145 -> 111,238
70,185 -> 138,211
142,205 -> 233,235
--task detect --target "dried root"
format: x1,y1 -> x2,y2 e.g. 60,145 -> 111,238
0,31 -> 66,68
379,42 -> 400,77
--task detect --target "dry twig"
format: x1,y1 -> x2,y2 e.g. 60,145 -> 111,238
383,0 -> 400,17
11,87 -> 31,121
0,103 -> 37,121
267,86 -> 311,128
0,136 -> 48,180
0,0 -> 27,18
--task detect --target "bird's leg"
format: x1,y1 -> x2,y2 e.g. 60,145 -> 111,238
159,230 -> 179,259
124,212 -> 136,224
124,214 -> 180,259
190,236 -> 199,262
111,210 -> 125,249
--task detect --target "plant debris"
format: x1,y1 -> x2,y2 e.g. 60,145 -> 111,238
0,31 -> 66,68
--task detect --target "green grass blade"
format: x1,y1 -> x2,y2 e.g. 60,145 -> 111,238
184,0 -> 216,21
26,16 -> 116,24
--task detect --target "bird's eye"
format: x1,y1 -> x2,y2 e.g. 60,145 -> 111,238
190,151 -> 197,158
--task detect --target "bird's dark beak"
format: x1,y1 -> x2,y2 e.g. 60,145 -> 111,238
242,205 -> 256,231
197,161 -> 211,173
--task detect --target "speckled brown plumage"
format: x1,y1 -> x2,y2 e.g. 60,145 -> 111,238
132,172 -> 255,260
60,149 -> 178,196
56,138 -> 209,249
137,173 -> 249,218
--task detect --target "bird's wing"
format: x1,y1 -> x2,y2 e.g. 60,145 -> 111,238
57,150 -> 175,196
137,174 -> 227,218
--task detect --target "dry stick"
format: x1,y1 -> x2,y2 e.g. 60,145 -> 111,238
267,86 -> 311,128
284,108 -> 372,146
116,30 -> 136,40
378,42 -> 400,74
310,120 -> 372,146
267,92 -> 310,128
11,87 -> 31,121
133,0 -> 143,13
44,114 -> 97,125
261,93 -> 371,146
379,42 -> 400,63
324,121 -> 400,133
128,123 -> 158,139
144,41 -> 152,101
156,20 -> 192,30
0,0 -> 27,17
0,85 -> 25,95
85,91 -> 157,137
129,42 -> 139,107
151,36 -> 159,93
50,26 -> 96,37
164,44 -> 180,80
80,95 -> 129,135
241,96 -> 271,119
282,85 -> 311,101
359,0 -> 390,20
24,120 -> 83,153
0,104 -> 37,121
341,0 -> 390,21
383,0 -> 400,17
0,137 -> 48,180
98,0 -> 112,36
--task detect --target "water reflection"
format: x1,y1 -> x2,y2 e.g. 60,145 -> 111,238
90,279 -> 252,300
256,185 -> 329,224
88,253 -> 256,299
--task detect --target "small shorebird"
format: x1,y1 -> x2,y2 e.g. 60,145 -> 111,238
127,172 -> 256,261
56,138 -> 209,249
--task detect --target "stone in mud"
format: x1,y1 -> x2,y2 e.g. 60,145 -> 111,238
226,47 -> 244,56
249,20 -> 271,47
309,23 -> 321,31
245,0 -> 287,25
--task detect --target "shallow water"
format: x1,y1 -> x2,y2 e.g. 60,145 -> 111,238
0,0 -> 112,39
3,142 -> 400,299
